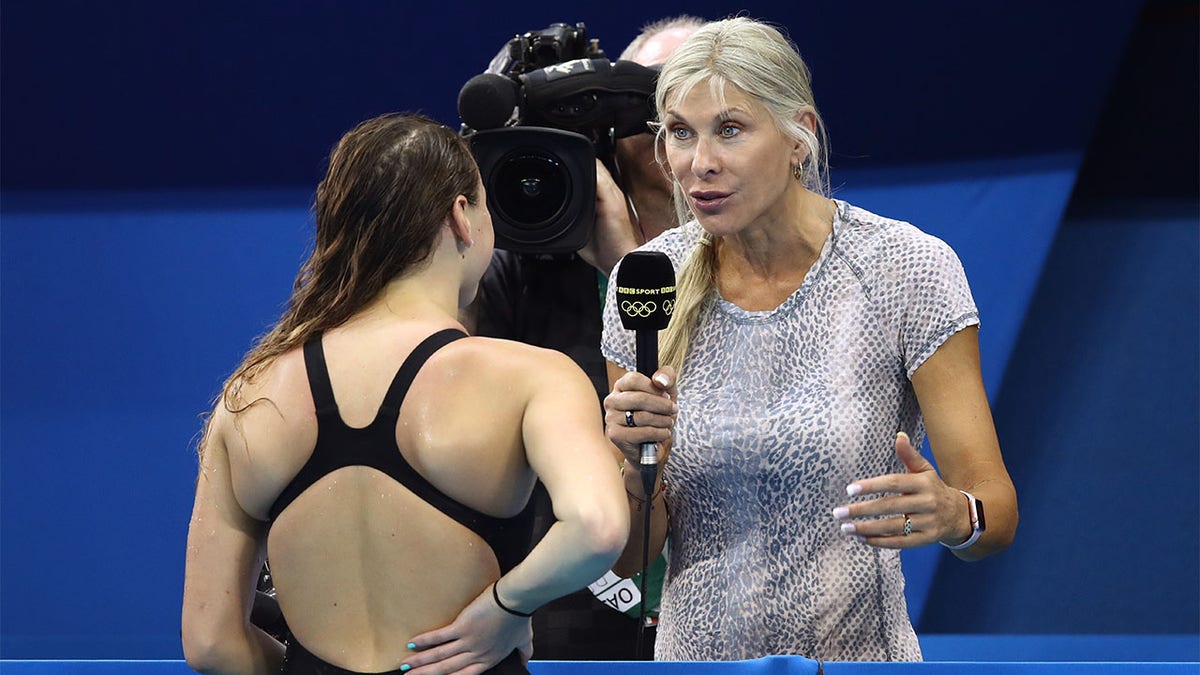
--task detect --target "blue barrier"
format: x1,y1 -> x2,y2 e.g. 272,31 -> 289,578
1,656 -> 1196,675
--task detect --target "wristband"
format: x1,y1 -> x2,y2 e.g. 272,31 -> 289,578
491,581 -> 534,618
942,490 -> 986,550
625,480 -> 665,511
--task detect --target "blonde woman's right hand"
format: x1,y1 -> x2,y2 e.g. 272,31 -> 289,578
604,366 -> 678,466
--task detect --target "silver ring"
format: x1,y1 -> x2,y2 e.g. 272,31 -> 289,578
625,410 -> 637,427
902,515 -> 913,537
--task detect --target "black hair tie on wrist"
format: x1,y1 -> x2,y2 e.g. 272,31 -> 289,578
492,581 -> 534,618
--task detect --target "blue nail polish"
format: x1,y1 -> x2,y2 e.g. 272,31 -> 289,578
407,643 -> 416,650
400,665 -> 411,673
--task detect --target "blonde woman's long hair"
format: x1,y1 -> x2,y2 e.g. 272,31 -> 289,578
653,17 -> 831,377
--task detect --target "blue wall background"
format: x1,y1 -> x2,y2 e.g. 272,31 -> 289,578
2,0 -> 1196,659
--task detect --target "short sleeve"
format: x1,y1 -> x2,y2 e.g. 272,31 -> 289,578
898,232 -> 979,378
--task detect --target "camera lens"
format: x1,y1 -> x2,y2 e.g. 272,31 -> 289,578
491,152 -> 570,229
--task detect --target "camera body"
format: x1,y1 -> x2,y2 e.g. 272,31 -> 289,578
508,22 -> 598,72
459,23 -> 658,254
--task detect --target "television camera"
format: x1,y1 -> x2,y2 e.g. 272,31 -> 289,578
458,23 -> 659,253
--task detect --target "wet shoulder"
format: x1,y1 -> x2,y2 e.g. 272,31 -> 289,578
214,346 -> 318,520
434,335 -> 587,390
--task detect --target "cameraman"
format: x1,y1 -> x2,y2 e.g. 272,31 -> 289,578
468,16 -> 704,662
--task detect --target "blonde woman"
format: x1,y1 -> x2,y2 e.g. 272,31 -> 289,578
601,18 -> 1017,662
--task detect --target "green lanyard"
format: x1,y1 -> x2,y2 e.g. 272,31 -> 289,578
596,270 -> 608,308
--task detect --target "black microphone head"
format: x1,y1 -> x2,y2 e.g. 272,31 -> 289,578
615,250 -> 676,331
458,73 -> 520,131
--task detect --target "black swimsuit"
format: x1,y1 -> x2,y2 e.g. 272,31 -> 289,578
270,329 -> 533,675
281,641 -> 527,675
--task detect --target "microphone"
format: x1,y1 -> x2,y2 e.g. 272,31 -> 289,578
457,59 -> 658,134
616,250 -> 674,657
615,250 -> 676,470
457,72 -> 521,131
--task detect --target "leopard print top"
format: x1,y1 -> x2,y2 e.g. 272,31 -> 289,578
602,201 -> 978,661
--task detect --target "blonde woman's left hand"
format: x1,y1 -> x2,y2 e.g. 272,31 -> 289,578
833,432 -> 971,548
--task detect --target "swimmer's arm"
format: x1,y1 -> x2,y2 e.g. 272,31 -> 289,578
181,408 -> 284,674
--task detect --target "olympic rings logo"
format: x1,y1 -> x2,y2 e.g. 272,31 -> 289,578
663,299 -> 675,316
621,300 -> 658,317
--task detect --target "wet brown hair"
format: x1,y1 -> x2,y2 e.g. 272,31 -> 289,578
213,113 -> 479,421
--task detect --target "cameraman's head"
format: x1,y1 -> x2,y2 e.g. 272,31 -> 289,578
620,16 -> 704,66
613,16 -> 706,243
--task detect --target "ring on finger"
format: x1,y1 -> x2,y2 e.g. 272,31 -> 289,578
902,515 -> 913,537
625,410 -> 637,427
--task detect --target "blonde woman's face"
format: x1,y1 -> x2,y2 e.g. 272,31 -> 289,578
662,84 -> 799,238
